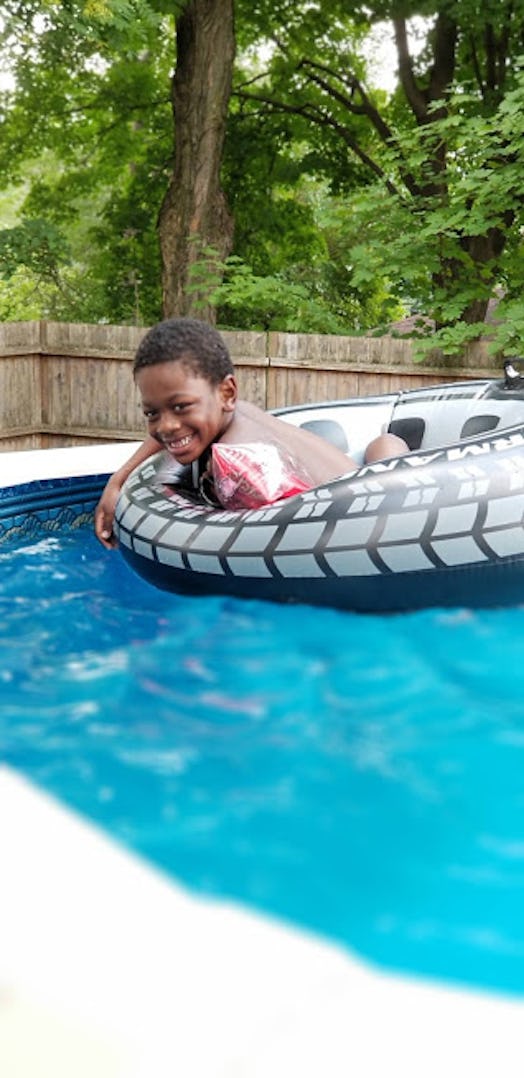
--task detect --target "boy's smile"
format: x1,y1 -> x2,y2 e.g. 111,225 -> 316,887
136,360 -> 237,464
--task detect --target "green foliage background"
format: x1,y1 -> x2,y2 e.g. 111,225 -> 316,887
1,0 -> 524,357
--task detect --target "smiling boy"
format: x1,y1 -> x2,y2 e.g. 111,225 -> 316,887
95,317 -> 407,547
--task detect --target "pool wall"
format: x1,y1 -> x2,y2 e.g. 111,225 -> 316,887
2,765 -> 524,1078
0,443 -> 141,546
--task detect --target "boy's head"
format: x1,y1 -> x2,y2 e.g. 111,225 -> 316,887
133,317 -> 234,384
133,317 -> 237,466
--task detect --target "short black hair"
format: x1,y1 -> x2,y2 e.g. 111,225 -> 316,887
133,317 -> 234,385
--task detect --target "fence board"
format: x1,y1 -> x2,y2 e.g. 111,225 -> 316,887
0,355 -> 41,433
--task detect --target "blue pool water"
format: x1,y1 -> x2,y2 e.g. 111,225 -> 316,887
2,525 -> 524,996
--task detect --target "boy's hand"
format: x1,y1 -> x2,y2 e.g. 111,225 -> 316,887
93,439 -> 161,549
94,477 -> 122,549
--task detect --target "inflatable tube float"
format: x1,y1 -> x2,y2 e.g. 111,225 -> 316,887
114,370 -> 524,613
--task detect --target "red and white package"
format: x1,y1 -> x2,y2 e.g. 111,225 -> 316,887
211,441 -> 313,510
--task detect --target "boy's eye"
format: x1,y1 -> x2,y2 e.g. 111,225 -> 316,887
143,402 -> 191,419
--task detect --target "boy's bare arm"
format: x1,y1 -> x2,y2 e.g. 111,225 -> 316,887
226,400 -> 357,484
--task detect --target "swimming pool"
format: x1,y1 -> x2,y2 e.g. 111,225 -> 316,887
2,477 -> 524,998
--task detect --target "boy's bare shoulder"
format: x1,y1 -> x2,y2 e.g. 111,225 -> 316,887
221,399 -> 281,444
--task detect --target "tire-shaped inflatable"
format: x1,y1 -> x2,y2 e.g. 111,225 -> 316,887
114,376 -> 524,613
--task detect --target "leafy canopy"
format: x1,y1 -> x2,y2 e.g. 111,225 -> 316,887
1,0 -> 524,350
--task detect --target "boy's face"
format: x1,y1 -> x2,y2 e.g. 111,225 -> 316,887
136,359 -> 237,464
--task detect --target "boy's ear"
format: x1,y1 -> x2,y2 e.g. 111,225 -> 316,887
219,373 -> 237,412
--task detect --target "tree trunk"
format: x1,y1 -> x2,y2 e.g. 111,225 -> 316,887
458,224 -> 510,323
158,0 -> 235,321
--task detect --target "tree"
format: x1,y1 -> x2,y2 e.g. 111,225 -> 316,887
3,0 -> 523,351
159,0 -> 235,319
0,0 -> 236,323
0,0 -> 173,321
234,1 -> 524,352
0,0 -> 388,331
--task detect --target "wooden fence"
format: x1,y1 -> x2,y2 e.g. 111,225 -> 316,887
0,320 -> 503,452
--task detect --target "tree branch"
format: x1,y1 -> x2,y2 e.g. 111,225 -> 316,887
393,16 -> 428,122
394,12 -> 457,123
468,35 -> 486,98
427,11 -> 458,104
234,87 -> 401,196
298,58 -> 395,144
